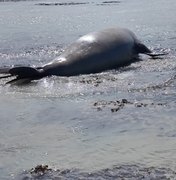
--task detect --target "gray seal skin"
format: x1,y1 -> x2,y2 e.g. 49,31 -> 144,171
42,28 -> 150,76
0,27 -> 164,84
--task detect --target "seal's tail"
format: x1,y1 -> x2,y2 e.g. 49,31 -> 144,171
0,66 -> 44,84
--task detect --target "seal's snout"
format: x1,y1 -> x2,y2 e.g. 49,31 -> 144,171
135,42 -> 152,54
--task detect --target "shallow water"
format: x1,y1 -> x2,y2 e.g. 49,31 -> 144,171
0,0 -> 176,179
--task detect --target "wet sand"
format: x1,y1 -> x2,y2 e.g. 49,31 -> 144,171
0,0 -> 176,179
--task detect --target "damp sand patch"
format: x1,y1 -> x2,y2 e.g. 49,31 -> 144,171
36,1 -> 121,6
17,164 -> 176,180
36,2 -> 89,6
97,1 -> 121,6
93,99 -> 167,112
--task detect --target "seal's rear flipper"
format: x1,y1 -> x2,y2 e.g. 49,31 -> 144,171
9,67 -> 40,77
0,66 -> 44,84
0,66 -> 12,74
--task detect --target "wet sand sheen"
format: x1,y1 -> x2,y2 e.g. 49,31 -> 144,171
0,0 -> 176,179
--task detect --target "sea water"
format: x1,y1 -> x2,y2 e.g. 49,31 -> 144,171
0,0 -> 176,179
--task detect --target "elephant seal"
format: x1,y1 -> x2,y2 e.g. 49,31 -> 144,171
0,27 -> 165,84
